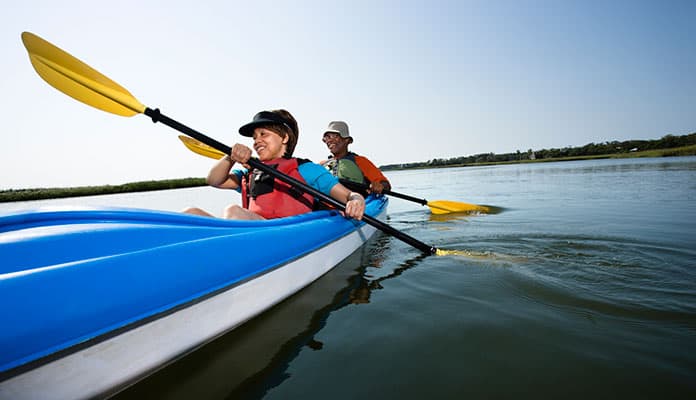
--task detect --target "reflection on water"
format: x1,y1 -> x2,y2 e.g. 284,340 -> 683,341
116,230 -> 455,399
349,238 -> 430,306
115,233 -> 420,399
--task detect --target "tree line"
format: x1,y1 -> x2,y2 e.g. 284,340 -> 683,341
381,132 -> 696,170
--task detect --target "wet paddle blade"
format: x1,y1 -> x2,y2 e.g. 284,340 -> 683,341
427,200 -> 491,215
435,248 -> 485,257
178,135 -> 225,159
21,32 -> 145,116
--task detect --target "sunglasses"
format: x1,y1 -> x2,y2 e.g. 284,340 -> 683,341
322,132 -> 343,143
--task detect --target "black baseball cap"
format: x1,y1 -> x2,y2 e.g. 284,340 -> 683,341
239,111 -> 293,137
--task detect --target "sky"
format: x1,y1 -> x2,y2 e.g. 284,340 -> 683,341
1,0 -> 695,190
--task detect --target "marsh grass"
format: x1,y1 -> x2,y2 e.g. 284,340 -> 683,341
1,177 -> 206,202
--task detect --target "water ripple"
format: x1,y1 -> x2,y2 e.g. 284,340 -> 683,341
462,233 -> 696,324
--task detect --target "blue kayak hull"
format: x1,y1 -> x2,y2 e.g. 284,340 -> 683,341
0,196 -> 387,399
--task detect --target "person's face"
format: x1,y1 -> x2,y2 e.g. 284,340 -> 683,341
253,127 -> 287,160
323,132 -> 350,155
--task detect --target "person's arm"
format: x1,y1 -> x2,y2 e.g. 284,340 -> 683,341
368,180 -> 390,194
329,184 -> 365,220
300,162 -> 365,220
207,143 -> 250,189
354,155 -> 391,194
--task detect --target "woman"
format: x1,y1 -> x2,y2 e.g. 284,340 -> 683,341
183,109 -> 365,220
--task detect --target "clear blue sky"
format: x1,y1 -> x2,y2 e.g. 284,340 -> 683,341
1,0 -> 694,189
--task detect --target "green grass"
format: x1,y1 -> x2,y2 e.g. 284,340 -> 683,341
0,177 -> 206,202
616,144 -> 696,158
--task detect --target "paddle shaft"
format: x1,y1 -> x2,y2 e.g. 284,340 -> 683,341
339,179 -> 428,206
144,108 -> 437,255
146,108 -> 231,154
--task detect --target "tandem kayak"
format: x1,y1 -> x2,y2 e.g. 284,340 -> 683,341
0,195 -> 388,399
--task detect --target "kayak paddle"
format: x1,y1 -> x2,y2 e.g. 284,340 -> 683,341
178,135 -> 491,214
21,31 -> 451,256
179,135 -> 225,160
338,179 -> 491,214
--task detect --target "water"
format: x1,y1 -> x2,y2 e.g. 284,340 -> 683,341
4,157 -> 695,398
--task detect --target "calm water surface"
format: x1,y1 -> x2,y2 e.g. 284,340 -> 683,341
4,157 -> 695,399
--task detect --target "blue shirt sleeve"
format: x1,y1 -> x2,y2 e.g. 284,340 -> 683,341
298,162 -> 339,195
231,169 -> 247,193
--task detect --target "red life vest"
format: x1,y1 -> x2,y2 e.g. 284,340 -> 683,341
241,157 -> 316,219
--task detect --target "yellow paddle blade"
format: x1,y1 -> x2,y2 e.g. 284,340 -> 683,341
435,248 -> 490,257
427,200 -> 490,215
435,248 -> 527,261
178,135 -> 225,159
435,248 -> 476,257
21,32 -> 145,117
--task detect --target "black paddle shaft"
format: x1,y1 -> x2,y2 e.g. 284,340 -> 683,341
339,179 -> 428,206
144,108 -> 437,255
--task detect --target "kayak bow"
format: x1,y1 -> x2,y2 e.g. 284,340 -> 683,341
0,196 -> 387,398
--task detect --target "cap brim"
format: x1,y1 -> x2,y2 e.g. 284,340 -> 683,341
239,119 -> 278,137
324,130 -> 351,139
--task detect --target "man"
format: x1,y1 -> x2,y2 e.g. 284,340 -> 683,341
320,121 -> 391,195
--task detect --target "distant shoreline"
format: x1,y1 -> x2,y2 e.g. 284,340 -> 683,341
1,146 -> 695,203
382,144 -> 696,171
0,177 -> 206,203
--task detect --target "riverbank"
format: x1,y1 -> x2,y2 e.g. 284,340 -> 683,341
2,145 -> 695,202
0,177 -> 206,203
382,144 -> 696,170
